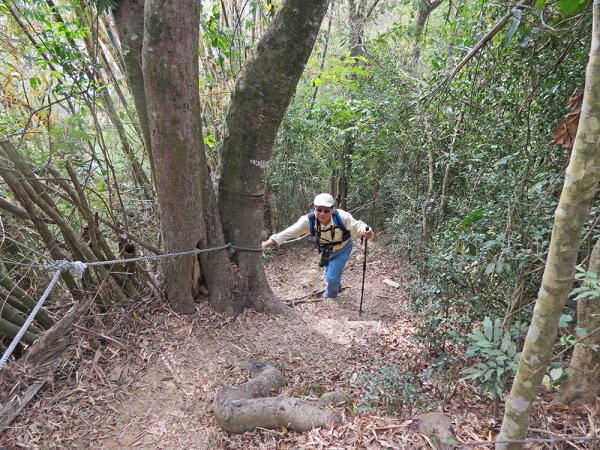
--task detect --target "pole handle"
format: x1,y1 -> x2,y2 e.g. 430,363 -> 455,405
361,226 -> 370,245
359,227 -> 369,315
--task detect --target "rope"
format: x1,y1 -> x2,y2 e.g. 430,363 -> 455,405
38,242 -> 264,273
0,268 -> 62,371
0,241 -> 270,371
0,236 -> 309,371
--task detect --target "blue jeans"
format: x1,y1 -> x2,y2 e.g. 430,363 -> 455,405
324,239 -> 353,298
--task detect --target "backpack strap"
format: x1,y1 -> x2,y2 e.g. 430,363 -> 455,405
308,210 -> 317,236
332,209 -> 351,242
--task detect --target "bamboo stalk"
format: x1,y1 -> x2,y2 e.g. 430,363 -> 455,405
0,142 -> 129,304
0,152 -> 79,294
0,301 -> 42,335
0,262 -> 53,328
0,317 -> 38,346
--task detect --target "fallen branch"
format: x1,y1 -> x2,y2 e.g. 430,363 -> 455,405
24,293 -> 96,365
0,380 -> 46,430
213,361 -> 341,433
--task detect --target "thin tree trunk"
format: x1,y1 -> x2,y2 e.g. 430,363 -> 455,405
422,146 -> 434,244
336,134 -> 353,210
439,106 -> 464,220
330,0 -> 368,208
46,0 -> 151,197
553,238 -> 600,406
497,5 -> 600,446
113,0 -> 157,186
412,0 -> 444,69
308,0 -> 335,117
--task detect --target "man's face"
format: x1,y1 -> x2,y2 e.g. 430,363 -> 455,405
315,206 -> 333,224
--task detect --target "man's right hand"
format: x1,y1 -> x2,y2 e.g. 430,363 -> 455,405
261,239 -> 275,250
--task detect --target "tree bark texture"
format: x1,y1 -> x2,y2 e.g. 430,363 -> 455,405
213,361 -> 341,433
412,0 -> 444,68
553,238 -> 600,406
497,4 -> 600,447
348,0 -> 366,59
113,0 -> 156,185
143,0 -> 237,315
142,0 -> 206,314
217,0 -> 328,313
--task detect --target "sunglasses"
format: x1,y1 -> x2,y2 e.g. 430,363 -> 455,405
316,208 -> 332,213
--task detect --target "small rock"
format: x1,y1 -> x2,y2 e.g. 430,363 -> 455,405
152,315 -> 166,325
382,278 -> 400,289
319,390 -> 352,407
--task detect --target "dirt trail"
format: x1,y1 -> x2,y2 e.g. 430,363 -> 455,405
3,238 -> 594,449
2,239 -> 429,449
99,240 -> 414,449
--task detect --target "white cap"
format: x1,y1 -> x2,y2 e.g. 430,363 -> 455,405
313,193 -> 335,207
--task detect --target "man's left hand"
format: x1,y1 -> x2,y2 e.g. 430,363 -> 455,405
364,228 -> 374,240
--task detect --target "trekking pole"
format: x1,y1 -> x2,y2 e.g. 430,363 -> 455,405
359,227 -> 369,315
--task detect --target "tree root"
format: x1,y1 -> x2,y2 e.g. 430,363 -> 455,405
213,361 -> 342,433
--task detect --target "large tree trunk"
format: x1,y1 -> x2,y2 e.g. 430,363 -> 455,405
553,238 -> 600,406
143,0 -> 237,314
497,4 -> 600,447
217,0 -> 329,313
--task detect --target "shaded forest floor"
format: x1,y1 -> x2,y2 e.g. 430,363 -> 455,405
1,239 -> 595,449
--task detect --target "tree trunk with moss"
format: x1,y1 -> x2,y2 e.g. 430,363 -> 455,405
217,0 -> 329,314
553,238 -> 600,406
143,0 -> 237,314
497,4 -> 600,447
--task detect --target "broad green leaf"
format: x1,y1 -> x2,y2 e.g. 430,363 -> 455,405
493,318 -> 503,342
504,17 -> 521,45
559,314 -> 573,328
483,317 -> 493,340
555,0 -> 585,17
550,367 -> 564,381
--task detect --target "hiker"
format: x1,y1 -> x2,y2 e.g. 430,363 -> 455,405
262,193 -> 373,299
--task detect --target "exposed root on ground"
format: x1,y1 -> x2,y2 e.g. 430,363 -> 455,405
213,360 -> 341,433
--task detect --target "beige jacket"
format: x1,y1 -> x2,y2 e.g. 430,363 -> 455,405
270,209 -> 370,252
